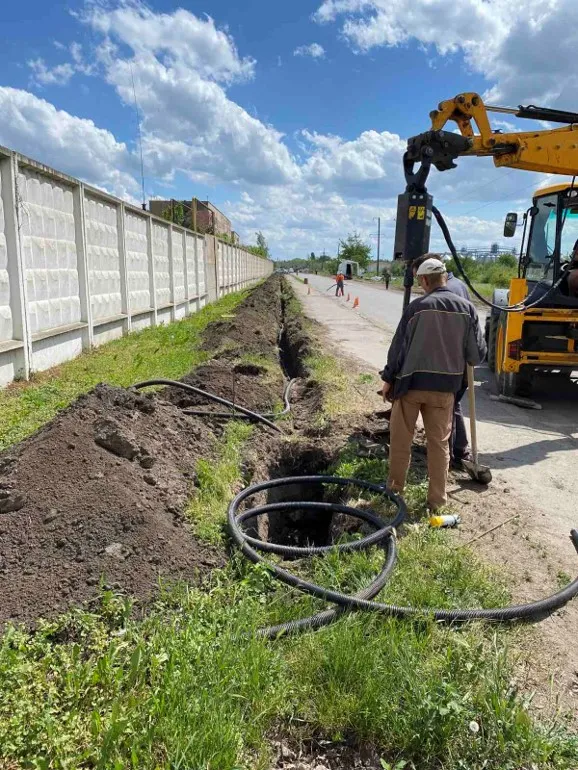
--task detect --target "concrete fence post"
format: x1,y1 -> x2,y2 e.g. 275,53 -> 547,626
146,217 -> 158,326
182,230 -> 189,314
168,223 -> 176,322
1,153 -> 31,379
72,184 -> 93,350
117,202 -> 131,334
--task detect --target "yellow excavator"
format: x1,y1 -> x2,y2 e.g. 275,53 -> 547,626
395,92 -> 578,397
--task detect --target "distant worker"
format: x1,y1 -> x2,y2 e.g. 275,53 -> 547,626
335,272 -> 345,297
413,255 -> 471,467
383,268 -> 391,290
381,257 -> 486,511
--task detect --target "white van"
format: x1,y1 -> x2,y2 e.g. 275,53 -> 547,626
337,260 -> 362,279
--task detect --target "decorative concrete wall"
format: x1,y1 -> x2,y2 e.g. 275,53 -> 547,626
0,145 -> 272,387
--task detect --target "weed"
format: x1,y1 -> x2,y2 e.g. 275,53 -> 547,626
188,421 -> 254,544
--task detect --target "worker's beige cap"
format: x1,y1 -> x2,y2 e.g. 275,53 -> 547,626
416,257 -> 447,276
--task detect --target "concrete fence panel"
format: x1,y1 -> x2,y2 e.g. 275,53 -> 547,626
124,209 -> 152,328
0,145 -> 273,387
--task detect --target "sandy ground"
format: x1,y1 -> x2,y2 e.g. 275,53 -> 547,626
292,274 -> 578,717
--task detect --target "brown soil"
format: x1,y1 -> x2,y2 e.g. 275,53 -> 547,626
0,384 -> 223,626
0,276 -> 306,628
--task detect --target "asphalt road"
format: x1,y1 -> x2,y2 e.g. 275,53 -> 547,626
294,274 -> 578,559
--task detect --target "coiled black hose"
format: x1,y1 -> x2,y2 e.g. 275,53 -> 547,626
132,378 -> 284,433
228,476 -> 578,638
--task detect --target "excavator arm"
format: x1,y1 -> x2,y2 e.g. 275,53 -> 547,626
396,92 -> 578,308
405,92 -> 578,186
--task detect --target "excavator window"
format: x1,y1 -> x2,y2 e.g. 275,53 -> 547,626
526,194 -> 557,282
560,207 -> 578,264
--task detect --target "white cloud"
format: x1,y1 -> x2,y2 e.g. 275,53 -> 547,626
80,3 -> 298,187
83,3 -> 255,85
0,87 -> 140,200
227,182 -> 513,260
5,1 -> 540,260
293,43 -> 326,59
28,58 -> 75,87
301,128 -> 405,197
314,0 -> 578,107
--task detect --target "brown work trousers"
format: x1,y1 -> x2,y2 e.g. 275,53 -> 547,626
387,389 -> 454,510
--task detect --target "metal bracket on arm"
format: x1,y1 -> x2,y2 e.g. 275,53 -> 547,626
403,146 -> 433,193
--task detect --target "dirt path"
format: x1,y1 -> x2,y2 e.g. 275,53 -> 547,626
291,276 -> 578,717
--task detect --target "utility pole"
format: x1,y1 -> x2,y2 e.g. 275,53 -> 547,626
377,217 -> 381,275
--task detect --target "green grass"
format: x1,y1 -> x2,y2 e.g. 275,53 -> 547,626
1,283 -> 576,769
188,420 -> 254,544
304,351 -> 350,428
1,434 -> 577,769
471,282 -> 494,300
0,289 -> 251,451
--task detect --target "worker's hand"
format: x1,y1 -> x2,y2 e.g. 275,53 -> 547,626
381,381 -> 392,402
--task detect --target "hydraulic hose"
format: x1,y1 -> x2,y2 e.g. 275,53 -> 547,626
132,379 -> 283,433
229,476 -> 578,638
181,378 -> 297,421
432,205 -> 567,313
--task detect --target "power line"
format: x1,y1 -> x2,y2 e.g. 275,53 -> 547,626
130,63 -> 147,211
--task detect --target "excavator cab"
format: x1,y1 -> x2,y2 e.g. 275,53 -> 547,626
487,184 -> 578,396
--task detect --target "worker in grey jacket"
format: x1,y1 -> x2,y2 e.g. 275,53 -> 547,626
381,257 -> 486,510
413,255 -> 471,468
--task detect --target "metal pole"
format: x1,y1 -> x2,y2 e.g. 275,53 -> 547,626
377,217 -> 381,275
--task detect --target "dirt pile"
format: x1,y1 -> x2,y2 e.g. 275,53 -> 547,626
0,276 -> 315,627
0,384 -> 223,626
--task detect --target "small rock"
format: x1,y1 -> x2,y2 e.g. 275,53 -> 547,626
75,555 -> 84,564
139,455 -> 156,470
94,418 -> 139,460
86,576 -> 99,586
43,509 -> 60,524
149,555 -> 162,565
55,538 -> 66,548
105,542 -> 128,559
144,474 -> 157,486
67,442 -> 76,450
89,471 -> 105,481
0,490 -> 25,514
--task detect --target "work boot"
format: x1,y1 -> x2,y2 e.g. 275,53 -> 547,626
451,451 -> 472,471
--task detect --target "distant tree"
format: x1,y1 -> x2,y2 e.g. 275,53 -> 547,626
497,252 -> 517,269
490,242 -> 500,255
310,252 -> 316,261
256,231 -> 270,258
460,245 -> 468,254
339,233 -> 372,270
162,201 -> 186,227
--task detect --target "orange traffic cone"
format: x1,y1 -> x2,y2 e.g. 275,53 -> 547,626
353,297 -> 359,309
347,293 -> 350,302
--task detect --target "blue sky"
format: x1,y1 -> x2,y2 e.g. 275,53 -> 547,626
1,0 -> 576,259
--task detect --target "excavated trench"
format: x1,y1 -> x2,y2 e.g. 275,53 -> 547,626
0,276 -> 364,626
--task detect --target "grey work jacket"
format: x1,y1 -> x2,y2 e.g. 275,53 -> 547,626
381,287 -> 486,399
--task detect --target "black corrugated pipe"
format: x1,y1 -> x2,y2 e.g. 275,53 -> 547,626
228,476 -> 578,638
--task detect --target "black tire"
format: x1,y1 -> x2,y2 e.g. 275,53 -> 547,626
487,312 -> 499,372
498,368 -> 533,398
